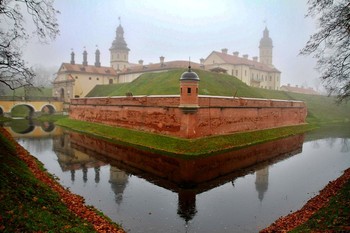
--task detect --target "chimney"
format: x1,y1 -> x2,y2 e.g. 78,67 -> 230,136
70,51 -> 75,65
243,54 -> 249,59
252,56 -> 258,62
82,49 -> 88,66
138,59 -> 144,65
221,48 -> 228,54
94,49 -> 101,67
160,56 -> 165,66
233,51 -> 239,57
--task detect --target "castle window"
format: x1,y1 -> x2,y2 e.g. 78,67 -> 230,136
97,77 -> 99,80
236,70 -> 238,76
187,87 -> 191,95
124,55 -> 126,60
75,76 -> 78,79
109,79 -> 113,84
89,77 -> 91,80
269,76 -> 272,81
117,54 -> 120,59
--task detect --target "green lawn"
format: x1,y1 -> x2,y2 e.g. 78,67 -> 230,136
87,69 -> 350,125
56,118 -> 315,158
0,131 -> 97,232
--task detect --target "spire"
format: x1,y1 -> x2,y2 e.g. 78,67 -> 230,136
70,49 -> 75,65
82,47 -> 88,66
95,45 -> 101,67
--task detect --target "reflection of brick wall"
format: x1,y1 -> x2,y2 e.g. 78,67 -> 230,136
69,96 -> 307,139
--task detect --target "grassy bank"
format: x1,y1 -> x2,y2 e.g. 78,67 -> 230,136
291,177 -> 350,232
0,129 -> 97,232
87,69 -> 350,125
56,118 -> 315,157
0,128 -> 123,232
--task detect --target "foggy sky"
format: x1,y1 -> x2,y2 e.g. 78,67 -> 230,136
23,0 -> 321,88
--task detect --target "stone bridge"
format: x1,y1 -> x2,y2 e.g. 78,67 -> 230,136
0,97 -> 64,117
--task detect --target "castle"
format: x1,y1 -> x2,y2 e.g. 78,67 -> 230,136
53,21 -> 281,102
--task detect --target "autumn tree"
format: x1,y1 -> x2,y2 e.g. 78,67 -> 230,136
0,0 -> 59,91
301,0 -> 350,102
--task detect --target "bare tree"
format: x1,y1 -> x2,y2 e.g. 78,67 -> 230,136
0,0 -> 59,90
300,0 -> 350,102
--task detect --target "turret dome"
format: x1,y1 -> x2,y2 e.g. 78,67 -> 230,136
180,66 -> 200,81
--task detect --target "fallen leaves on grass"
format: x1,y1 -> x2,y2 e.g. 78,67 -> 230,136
1,128 -> 124,233
260,168 -> 350,233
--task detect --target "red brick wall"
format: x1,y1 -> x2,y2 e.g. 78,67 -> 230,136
69,95 -> 307,138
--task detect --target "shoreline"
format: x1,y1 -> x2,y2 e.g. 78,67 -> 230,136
0,127 -> 125,233
261,168 -> 350,232
56,117 -> 315,158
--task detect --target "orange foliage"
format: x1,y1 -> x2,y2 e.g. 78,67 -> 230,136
0,128 -> 124,233
260,168 -> 350,232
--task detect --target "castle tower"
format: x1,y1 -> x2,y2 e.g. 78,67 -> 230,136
259,27 -> 273,67
179,65 -> 200,111
110,18 -> 130,71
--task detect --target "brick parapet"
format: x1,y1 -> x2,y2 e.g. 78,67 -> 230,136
69,95 -> 307,139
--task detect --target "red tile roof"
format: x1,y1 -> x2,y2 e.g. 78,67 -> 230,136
119,60 -> 202,74
59,63 -> 117,76
208,51 -> 281,73
280,85 -> 319,95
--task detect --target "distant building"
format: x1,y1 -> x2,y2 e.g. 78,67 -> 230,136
203,27 -> 281,90
280,84 -> 319,95
52,49 -> 117,102
53,21 -> 282,102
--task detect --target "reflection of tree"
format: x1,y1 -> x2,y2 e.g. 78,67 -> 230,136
312,140 -> 321,149
326,138 -> 336,149
341,139 -> 349,153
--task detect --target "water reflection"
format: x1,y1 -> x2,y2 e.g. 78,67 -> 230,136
50,130 -> 304,224
10,121 -> 350,233
3,119 -> 59,138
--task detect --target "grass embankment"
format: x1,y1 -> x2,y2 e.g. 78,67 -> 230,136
56,118 -> 315,158
87,69 -> 350,125
290,174 -> 350,232
75,69 -> 350,156
261,168 -> 350,232
0,128 -> 123,233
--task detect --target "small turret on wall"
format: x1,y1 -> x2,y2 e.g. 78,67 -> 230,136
179,65 -> 200,113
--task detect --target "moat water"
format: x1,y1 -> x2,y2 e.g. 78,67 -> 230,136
5,120 -> 350,233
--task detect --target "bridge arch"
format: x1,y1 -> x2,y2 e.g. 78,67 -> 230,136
41,104 -> 56,115
10,103 -> 35,117
41,122 -> 55,132
10,119 -> 35,134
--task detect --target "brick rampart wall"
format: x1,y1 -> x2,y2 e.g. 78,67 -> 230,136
69,95 -> 307,139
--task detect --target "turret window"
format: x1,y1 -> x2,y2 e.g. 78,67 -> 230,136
187,87 -> 191,95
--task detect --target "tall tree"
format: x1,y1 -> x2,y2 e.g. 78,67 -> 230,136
300,0 -> 350,102
0,0 -> 59,90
